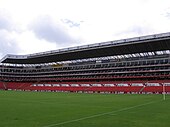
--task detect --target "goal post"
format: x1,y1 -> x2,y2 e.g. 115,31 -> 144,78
163,83 -> 166,100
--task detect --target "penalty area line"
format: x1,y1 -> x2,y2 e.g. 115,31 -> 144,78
43,100 -> 162,127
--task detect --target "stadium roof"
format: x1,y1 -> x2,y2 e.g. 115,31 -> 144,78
1,32 -> 170,64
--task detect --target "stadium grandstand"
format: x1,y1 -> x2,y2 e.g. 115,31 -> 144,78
0,32 -> 170,94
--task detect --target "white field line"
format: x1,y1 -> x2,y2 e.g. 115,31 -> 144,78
43,100 -> 164,127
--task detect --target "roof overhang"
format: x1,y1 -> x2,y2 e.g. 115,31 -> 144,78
1,32 -> 170,64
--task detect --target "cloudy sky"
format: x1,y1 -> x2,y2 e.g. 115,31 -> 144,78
0,0 -> 170,59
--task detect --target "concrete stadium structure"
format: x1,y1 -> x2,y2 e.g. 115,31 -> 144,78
0,32 -> 170,94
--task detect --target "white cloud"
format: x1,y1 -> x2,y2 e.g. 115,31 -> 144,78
0,29 -> 20,58
15,30 -> 57,55
0,0 -> 170,59
29,16 -> 76,44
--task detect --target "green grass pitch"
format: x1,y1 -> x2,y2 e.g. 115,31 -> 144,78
0,90 -> 170,127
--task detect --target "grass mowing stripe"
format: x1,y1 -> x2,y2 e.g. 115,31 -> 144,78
43,99 -> 165,127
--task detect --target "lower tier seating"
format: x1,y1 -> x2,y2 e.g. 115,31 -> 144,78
1,81 -> 170,94
0,82 -> 5,89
